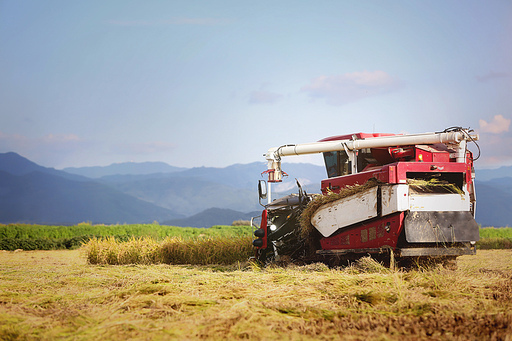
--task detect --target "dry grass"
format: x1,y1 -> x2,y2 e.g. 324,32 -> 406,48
1,249 -> 511,340
83,235 -> 254,266
407,178 -> 464,195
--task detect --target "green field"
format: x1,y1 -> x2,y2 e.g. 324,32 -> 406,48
1,249 -> 511,340
0,223 -> 252,251
1,223 -> 511,251
479,226 -> 512,238
478,227 -> 512,249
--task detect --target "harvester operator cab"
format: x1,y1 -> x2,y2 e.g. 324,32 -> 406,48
323,148 -> 377,178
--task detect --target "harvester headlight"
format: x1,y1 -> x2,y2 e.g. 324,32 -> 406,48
270,224 -> 277,231
252,239 -> 264,247
254,228 -> 265,238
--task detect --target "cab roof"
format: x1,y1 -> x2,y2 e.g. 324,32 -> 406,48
319,132 -> 397,142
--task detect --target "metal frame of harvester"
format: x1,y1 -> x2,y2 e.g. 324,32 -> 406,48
252,127 -> 480,266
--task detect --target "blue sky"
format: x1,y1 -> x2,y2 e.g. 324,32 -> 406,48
1,1 -> 511,170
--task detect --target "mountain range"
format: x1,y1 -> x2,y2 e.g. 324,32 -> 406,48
63,162 -> 187,178
0,152 -> 510,227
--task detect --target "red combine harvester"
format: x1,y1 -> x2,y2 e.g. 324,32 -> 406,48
253,127 -> 480,266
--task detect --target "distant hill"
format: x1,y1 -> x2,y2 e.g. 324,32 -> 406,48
475,178 -> 512,227
0,153 -> 184,224
63,161 -> 187,178
0,152 -> 87,181
475,166 -> 512,181
98,175 -> 261,217
0,170 -> 183,224
1,151 -> 510,227
163,207 -> 261,228
168,162 -> 326,192
65,161 -> 326,191
95,162 -> 325,217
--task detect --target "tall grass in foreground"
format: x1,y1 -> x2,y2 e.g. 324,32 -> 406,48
83,235 -> 254,265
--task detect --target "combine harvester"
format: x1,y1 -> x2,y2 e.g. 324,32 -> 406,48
253,127 -> 480,266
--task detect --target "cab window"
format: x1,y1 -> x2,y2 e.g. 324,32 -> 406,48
323,151 -> 351,178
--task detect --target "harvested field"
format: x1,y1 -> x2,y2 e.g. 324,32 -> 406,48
1,249 -> 512,339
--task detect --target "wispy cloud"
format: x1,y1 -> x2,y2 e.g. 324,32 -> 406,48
475,132 -> 512,168
249,90 -> 283,104
476,71 -> 510,83
301,70 -> 402,105
107,18 -> 232,27
479,115 -> 511,134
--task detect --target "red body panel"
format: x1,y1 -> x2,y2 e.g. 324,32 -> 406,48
319,132 -> 397,142
255,209 -> 268,249
320,213 -> 405,250
322,161 -> 472,193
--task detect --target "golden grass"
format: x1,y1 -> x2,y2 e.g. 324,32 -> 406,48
83,235 -> 254,266
1,249 -> 511,340
407,178 -> 464,195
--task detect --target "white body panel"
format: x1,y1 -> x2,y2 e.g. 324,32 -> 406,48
409,190 -> 470,212
311,187 -> 378,237
382,184 -> 470,214
381,184 -> 409,216
312,184 -> 471,238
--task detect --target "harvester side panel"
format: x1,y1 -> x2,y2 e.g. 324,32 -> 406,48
320,212 -> 405,250
409,192 -> 470,212
404,211 -> 480,243
311,186 -> 378,237
381,184 -> 409,216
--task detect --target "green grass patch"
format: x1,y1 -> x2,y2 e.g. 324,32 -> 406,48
0,223 -> 252,251
477,227 -> 512,249
479,226 -> 512,239
0,223 -> 251,240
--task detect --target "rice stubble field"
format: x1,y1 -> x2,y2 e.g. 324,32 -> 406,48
1,248 -> 512,340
